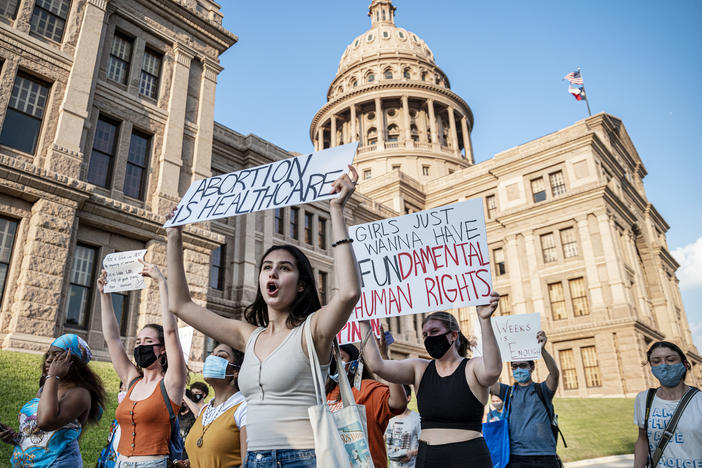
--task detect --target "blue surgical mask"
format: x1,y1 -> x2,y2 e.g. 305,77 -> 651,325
203,355 -> 235,380
651,363 -> 686,388
512,368 -> 531,384
329,360 -> 349,382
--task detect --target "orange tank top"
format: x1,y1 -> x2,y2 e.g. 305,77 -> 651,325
115,378 -> 177,456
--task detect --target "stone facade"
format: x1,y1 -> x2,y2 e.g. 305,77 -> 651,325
0,0 -> 698,397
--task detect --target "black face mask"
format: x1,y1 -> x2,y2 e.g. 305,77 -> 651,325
423,331 -> 454,359
192,393 -> 204,402
134,344 -> 159,368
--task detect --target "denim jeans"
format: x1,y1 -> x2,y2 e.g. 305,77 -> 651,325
115,456 -> 168,468
48,440 -> 83,467
246,449 -> 316,468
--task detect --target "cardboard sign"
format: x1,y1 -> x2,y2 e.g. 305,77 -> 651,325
103,250 -> 147,293
492,313 -> 541,361
164,143 -> 358,227
347,199 -> 492,322
337,319 -> 382,345
178,326 -> 194,365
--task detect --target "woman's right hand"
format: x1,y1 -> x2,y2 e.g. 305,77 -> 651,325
97,270 -> 107,295
329,165 -> 358,210
165,208 -> 184,236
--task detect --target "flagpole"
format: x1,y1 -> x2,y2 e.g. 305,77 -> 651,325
579,67 -> 592,117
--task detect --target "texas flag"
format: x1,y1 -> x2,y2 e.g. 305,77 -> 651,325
568,85 -> 586,101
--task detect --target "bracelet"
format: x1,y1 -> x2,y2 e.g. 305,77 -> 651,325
331,238 -> 354,248
46,374 -> 60,381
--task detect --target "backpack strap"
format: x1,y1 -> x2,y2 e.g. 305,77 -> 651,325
127,376 -> 141,391
159,379 -> 177,422
649,387 -> 699,467
534,383 -> 567,448
505,384 -> 516,420
643,388 -> 656,442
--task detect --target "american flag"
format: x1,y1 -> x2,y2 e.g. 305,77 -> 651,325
563,70 -> 584,85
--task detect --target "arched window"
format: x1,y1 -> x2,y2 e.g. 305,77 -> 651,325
338,86 -> 343,94
382,10 -> 386,20
421,71 -> 427,81
387,124 -> 400,142
351,79 -> 358,88
410,124 -> 419,142
384,69 -> 393,79
367,127 -> 377,146
403,68 -> 411,79
367,73 -> 375,83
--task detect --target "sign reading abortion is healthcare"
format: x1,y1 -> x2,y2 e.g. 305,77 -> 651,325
347,198 -> 493,322
164,143 -> 358,227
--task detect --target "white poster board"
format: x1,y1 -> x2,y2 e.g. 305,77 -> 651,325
178,326 -> 194,365
346,198 -> 492,323
103,250 -> 147,293
336,318 -> 382,346
164,143 -> 358,227
491,313 -> 542,361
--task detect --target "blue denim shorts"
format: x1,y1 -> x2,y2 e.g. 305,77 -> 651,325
115,456 -> 168,468
49,440 -> 82,467
246,448 -> 316,468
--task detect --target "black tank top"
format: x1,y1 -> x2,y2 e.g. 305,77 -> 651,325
416,358 -> 484,432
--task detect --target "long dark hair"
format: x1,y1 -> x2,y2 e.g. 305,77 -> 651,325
647,341 -> 689,379
422,311 -> 469,357
141,323 -> 168,373
244,245 -> 321,329
40,354 -> 106,426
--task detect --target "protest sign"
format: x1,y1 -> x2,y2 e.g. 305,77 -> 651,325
491,313 -> 541,361
178,326 -> 194,364
164,142 -> 358,227
347,198 -> 492,322
103,250 -> 147,293
337,319 -> 382,345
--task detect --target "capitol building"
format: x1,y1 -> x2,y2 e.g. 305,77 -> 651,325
0,0 -> 698,397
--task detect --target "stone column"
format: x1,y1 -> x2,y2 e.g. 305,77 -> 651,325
3,199 -> 79,352
317,127 -> 323,150
401,95 -> 411,144
330,115 -> 337,147
191,60 -> 222,184
350,105 -> 357,142
460,116 -> 474,163
448,106 -> 459,153
576,216 -> 605,314
153,46 -> 193,214
427,99 -> 438,148
523,233 -> 546,321
375,97 -> 384,146
46,0 -> 109,178
597,213 -> 628,310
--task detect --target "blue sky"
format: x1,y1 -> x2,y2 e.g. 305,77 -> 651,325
213,1 -> 702,350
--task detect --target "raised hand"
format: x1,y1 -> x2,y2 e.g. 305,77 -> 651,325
47,349 -> 72,380
476,291 -> 500,319
97,269 -> 108,294
536,330 -> 547,349
165,208 -> 184,235
139,259 -> 165,282
330,165 -> 359,209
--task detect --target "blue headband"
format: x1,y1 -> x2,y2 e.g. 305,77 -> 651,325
50,334 -> 92,364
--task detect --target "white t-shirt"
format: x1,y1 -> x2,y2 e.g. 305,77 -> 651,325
385,411 -> 421,468
634,389 -> 702,468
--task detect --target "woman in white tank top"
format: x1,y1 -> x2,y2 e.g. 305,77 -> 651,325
166,166 -> 361,467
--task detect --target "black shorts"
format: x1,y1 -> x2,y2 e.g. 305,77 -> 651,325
507,454 -> 562,468
416,438 -> 492,468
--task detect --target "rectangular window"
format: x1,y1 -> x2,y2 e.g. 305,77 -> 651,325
499,294 -> 512,315
550,170 -> 566,197
560,227 -> 578,258
422,165 -> 430,176
559,349 -> 579,390
210,245 -> 224,290
304,212 -> 313,244
139,48 -> 161,99
540,233 -> 558,263
124,131 -> 150,199
486,195 -> 497,219
391,164 -> 401,171
318,271 -> 328,305
548,281 -> 567,320
569,277 -> 590,316
65,244 -> 97,328
111,292 -> 129,336
106,32 -> 132,85
0,0 -> 20,19
581,346 -> 602,387
30,0 -> 70,42
290,207 -> 299,240
0,217 -> 18,304
0,74 -> 49,154
531,177 -> 546,203
493,248 -> 505,276
274,208 -> 285,235
87,117 -> 119,188
363,169 -> 371,180
318,217 -> 327,249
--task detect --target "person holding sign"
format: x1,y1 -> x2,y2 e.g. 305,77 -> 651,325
98,261 -> 187,467
359,297 -> 501,468
166,166 -> 362,468
489,331 -> 562,468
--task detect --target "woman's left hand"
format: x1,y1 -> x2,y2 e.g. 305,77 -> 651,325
139,259 -> 165,282
330,165 -> 359,209
47,349 -> 72,380
476,291 -> 500,319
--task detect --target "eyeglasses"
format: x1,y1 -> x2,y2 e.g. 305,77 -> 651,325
510,363 -> 531,370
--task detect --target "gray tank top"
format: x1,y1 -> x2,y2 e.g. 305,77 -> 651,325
239,314 -> 329,450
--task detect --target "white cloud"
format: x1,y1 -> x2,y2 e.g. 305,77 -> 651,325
672,235 -> 702,289
691,321 -> 702,355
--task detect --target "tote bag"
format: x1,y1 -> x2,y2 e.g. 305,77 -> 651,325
482,388 -> 511,468
304,316 -> 373,467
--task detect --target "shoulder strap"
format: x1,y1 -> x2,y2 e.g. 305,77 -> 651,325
505,384 -> 516,419
643,388 -> 657,441
650,387 -> 700,467
128,376 -> 141,391
534,383 -> 567,448
159,379 -> 176,422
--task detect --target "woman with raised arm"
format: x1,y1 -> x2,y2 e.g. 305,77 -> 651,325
98,261 -> 187,468
166,166 -> 361,468
360,297 -> 501,468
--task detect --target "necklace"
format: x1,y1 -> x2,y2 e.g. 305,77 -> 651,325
196,392 -> 242,447
196,424 -> 210,448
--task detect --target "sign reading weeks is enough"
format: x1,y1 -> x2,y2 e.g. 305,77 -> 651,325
491,313 -> 542,361
103,250 -> 147,293
164,143 -> 358,227
347,198 -> 493,322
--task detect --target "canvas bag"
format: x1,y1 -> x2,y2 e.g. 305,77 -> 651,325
304,316 -> 373,467
482,386 -> 511,468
